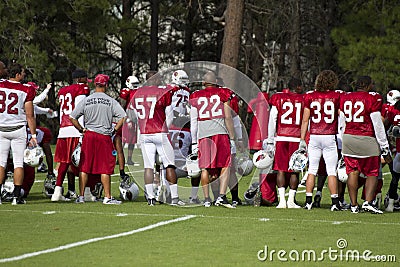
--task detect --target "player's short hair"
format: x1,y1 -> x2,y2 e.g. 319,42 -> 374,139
354,76 -> 372,91
0,61 -> 7,79
8,63 -> 24,78
72,68 -> 88,79
288,77 -> 302,90
203,71 -> 216,86
314,70 -> 338,91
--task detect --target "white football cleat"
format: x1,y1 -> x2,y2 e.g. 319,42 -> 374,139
84,187 -> 97,202
385,198 -> 394,212
276,201 -> 287,209
51,186 -> 69,202
287,201 -> 301,209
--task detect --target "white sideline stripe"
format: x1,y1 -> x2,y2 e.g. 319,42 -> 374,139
1,209 -> 399,226
0,215 -> 196,263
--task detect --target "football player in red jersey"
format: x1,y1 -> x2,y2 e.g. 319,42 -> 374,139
0,63 -> 37,204
114,75 -> 140,185
51,68 -> 90,201
383,100 -> 400,211
247,91 -> 270,152
118,75 -> 140,167
264,78 -> 304,208
132,71 -> 184,206
339,76 -> 390,214
300,70 -> 342,211
190,71 -> 236,208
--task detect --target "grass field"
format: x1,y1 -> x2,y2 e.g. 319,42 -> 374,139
1,148 -> 399,266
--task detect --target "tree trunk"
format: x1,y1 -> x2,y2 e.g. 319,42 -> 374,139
183,1 -> 197,62
121,0 -> 134,84
150,0 -> 159,71
220,0 -> 245,68
289,0 -> 301,79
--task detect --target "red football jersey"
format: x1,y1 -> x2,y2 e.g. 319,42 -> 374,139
230,94 -> 239,115
269,91 -> 304,137
340,91 -> 383,137
57,83 -> 89,128
382,102 -> 395,119
303,90 -> 341,135
247,92 -> 269,150
386,108 -> 400,152
189,86 -> 232,121
132,85 -> 172,134
0,80 -> 35,126
119,87 -> 137,109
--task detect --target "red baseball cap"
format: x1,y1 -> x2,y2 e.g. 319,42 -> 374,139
94,74 -> 110,86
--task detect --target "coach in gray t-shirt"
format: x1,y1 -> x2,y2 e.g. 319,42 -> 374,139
70,74 -> 126,205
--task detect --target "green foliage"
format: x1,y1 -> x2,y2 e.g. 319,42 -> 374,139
332,0 -> 400,90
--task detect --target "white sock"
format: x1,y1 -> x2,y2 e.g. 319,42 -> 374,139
278,187 -> 286,202
191,187 -> 199,199
170,184 -> 178,199
316,191 -> 322,196
145,184 -> 155,199
84,187 -> 92,195
288,189 -> 296,203
306,192 -> 313,197
54,186 -> 63,195
331,194 -> 338,198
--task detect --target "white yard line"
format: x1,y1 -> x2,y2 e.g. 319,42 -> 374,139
0,215 -> 196,263
0,209 -> 399,226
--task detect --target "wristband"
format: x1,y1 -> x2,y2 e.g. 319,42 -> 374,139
31,134 -> 37,138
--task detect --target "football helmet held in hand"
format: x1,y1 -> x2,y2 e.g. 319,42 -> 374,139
185,152 -> 201,178
288,149 -> 308,172
23,146 -> 44,167
71,142 -> 81,167
252,150 -> 274,170
336,157 -> 348,183
236,155 -> 254,176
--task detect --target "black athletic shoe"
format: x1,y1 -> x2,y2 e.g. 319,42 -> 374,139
147,198 -> 156,206
127,160 -> 135,165
312,195 -> 321,208
12,197 -> 26,205
350,205 -> 360,214
330,204 -> 342,211
215,195 -> 235,209
232,198 -> 242,207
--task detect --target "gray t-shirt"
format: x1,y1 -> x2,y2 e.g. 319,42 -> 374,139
70,92 -> 126,135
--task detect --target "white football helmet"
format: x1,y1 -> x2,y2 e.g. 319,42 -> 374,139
23,146 -> 44,167
252,150 -> 274,170
236,155 -> 254,176
43,175 -> 56,198
171,70 -> 189,86
244,182 -> 259,205
119,180 -> 139,201
337,157 -> 348,183
71,142 -> 81,167
288,149 -> 308,172
186,152 -> 201,178
387,90 -> 400,105
126,75 -> 140,90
